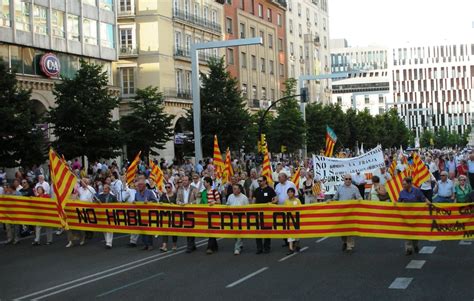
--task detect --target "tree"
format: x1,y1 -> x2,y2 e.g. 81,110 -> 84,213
186,57 -> 251,156
244,109 -> 275,153
0,60 -> 46,168
420,129 -> 435,148
46,60 -> 121,162
120,87 -> 174,160
268,78 -> 305,153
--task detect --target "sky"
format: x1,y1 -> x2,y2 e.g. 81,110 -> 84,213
329,0 -> 474,47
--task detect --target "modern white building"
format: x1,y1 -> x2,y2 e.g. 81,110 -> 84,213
286,0 -> 330,104
389,43 -> 474,137
331,70 -> 390,116
330,41 -> 390,115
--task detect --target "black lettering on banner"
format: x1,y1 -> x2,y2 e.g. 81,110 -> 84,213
273,212 -> 287,230
208,212 -> 220,229
459,204 -> 474,215
105,209 -> 116,225
137,209 -> 148,227
76,208 -> 97,224
464,230 -> 474,238
125,210 -> 136,226
428,204 -> 451,216
160,210 -> 171,227
115,209 -> 127,225
246,212 -> 260,230
171,211 -> 184,228
259,212 -> 272,230
183,211 -> 195,229
234,212 -> 245,230
431,219 -> 465,232
287,212 -> 300,230
148,210 -> 160,227
221,212 -> 234,229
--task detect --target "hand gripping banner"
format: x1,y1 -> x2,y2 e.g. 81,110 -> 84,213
0,195 -> 473,240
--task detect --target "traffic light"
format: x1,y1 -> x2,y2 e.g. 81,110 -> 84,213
300,87 -> 308,103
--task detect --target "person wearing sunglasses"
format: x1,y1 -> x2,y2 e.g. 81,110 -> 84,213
332,174 -> 362,253
433,171 -> 455,203
159,184 -> 178,252
454,175 -> 472,203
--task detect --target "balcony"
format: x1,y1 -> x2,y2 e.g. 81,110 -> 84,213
163,88 -> 192,100
174,46 -> 220,63
270,0 -> 287,9
172,8 -> 222,34
119,46 -> 138,57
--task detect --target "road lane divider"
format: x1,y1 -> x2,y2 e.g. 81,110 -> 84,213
225,267 -> 269,288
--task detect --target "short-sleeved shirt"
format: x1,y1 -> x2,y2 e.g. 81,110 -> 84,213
254,186 -> 276,204
275,181 -> 298,205
135,189 -> 158,202
437,179 -> 454,197
398,187 -> 425,203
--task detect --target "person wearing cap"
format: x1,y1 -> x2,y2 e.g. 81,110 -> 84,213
332,174 -> 362,253
433,171 -> 455,203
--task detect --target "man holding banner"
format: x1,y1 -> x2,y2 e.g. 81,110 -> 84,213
333,174 -> 362,253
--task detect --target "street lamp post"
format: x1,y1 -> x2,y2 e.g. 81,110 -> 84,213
298,72 -> 349,158
191,37 -> 262,163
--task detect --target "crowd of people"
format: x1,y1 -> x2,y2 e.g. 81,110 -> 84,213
1,147 -> 473,256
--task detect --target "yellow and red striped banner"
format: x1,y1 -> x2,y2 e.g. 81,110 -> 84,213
291,167 -> 301,188
149,160 -> 164,192
213,135 -> 224,180
412,153 -> 430,187
1,196 -> 473,240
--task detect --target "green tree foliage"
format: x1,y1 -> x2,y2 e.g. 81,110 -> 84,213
268,78 -> 305,153
420,129 -> 435,148
120,87 -> 174,160
0,60 -> 47,168
305,105 -> 411,151
186,57 -> 251,156
46,60 -> 121,162
244,109 -> 275,153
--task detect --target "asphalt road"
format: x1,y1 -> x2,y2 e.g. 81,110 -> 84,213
0,229 -> 472,301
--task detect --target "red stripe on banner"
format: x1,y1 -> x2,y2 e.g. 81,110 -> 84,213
1,204 -> 58,211
0,198 -> 57,206
58,174 -> 75,203
0,211 -> 59,218
2,217 -> 61,225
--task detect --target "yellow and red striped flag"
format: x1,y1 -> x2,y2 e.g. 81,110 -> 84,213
312,181 -> 322,195
388,158 -> 397,177
412,153 -> 430,187
49,149 -> 78,229
223,148 -> 234,184
149,159 -> 164,192
324,126 -> 337,157
291,167 -> 301,188
261,142 -> 274,186
385,169 -> 409,202
126,151 -> 141,185
213,135 -> 224,180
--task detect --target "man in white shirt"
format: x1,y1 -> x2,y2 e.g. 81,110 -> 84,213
34,175 -> 50,195
77,178 -> 96,202
110,171 -> 123,202
274,173 -> 298,205
190,173 -> 204,192
226,184 -> 249,255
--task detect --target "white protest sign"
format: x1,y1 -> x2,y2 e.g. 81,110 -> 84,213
313,145 -> 385,194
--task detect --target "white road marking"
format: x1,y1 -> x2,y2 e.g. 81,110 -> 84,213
316,237 -> 328,243
15,238 -> 210,300
278,246 -> 309,262
389,277 -> 413,289
419,246 -> 436,254
405,260 -> 426,269
225,267 -> 269,288
459,240 -> 472,245
96,272 -> 164,298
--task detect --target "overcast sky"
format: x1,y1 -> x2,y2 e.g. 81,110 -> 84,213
329,0 -> 474,47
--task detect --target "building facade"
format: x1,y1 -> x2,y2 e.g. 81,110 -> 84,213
389,43 -> 474,137
330,41 -> 390,115
223,0 -> 287,112
287,0 -> 330,104
115,0 -> 224,161
0,0 -> 118,117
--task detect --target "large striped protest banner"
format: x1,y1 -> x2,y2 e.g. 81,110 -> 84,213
1,195 -> 473,240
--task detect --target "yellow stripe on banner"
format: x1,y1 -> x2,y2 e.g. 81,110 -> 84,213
1,197 -> 473,240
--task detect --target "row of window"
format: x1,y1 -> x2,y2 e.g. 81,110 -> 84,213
172,0 -> 219,24
241,83 -> 276,101
226,48 -> 285,77
288,0 -> 328,24
0,1 -> 115,48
